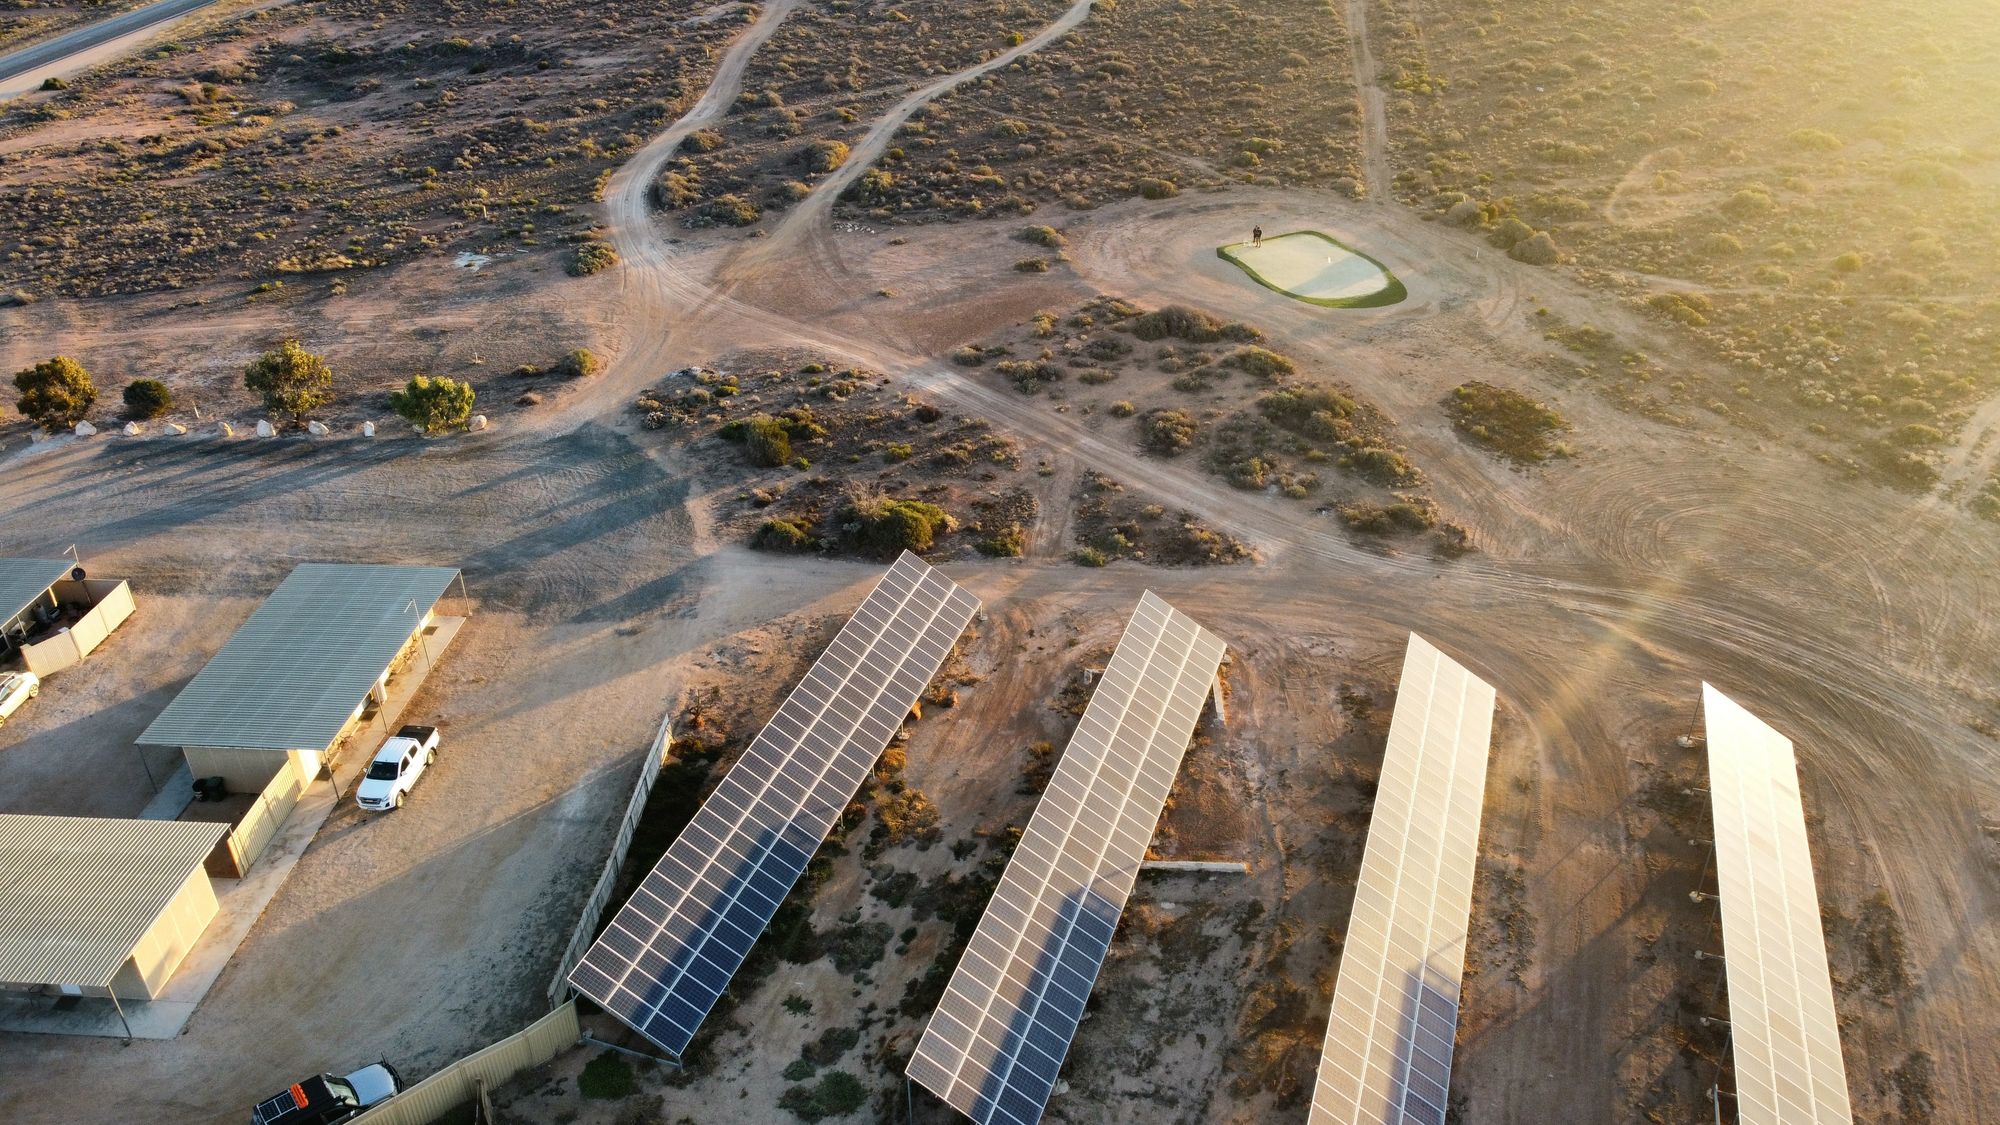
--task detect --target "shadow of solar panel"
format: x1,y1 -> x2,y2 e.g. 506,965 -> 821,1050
569,554 -> 978,1056
966,889 -> 1123,1125
909,592 -> 1226,1124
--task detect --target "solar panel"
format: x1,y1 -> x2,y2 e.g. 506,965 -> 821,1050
569,552 -> 979,1056
1309,634 -> 1496,1125
1701,685 -> 1854,1125
908,592 -> 1227,1124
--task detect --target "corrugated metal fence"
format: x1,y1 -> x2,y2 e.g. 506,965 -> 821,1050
349,1001 -> 580,1125
545,712 -> 674,1008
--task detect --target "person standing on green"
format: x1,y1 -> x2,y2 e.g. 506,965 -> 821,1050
1252,225 -> 1264,247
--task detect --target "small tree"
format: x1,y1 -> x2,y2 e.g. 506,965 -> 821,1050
13,356 -> 96,431
243,339 -> 333,424
388,374 -> 476,434
122,378 -> 174,419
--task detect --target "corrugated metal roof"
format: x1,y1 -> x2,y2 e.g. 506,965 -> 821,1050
0,557 -> 75,624
137,564 -> 460,752
0,813 -> 229,988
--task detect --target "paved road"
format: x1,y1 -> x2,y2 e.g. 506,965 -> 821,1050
0,0 -> 222,85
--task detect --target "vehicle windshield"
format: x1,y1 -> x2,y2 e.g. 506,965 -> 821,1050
365,761 -> 401,780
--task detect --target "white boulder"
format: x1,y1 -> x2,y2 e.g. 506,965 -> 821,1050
164,423 -> 188,436
362,421 -> 377,437
256,419 -> 276,438
122,422 -> 143,436
307,420 -> 330,436
469,414 -> 489,432
74,421 -> 97,436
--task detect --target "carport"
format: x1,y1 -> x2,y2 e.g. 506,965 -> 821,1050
135,564 -> 466,859
0,813 -> 229,1040
0,557 -> 76,656
0,555 -> 137,675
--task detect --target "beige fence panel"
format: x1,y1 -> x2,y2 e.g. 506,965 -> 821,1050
546,713 -> 674,1008
21,579 -> 135,676
349,1001 -> 581,1125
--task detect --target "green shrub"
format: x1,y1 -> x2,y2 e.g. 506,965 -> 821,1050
556,348 -> 603,379
702,193 -> 761,226
978,524 -> 1027,557
1134,177 -> 1178,200
1130,305 -> 1258,344
1225,346 -> 1295,381
1788,128 -> 1842,151
1020,225 -> 1066,248
1140,409 -> 1198,454
121,378 -> 173,420
1508,231 -> 1561,265
742,415 -> 794,467
845,494 -> 955,555
1014,257 -> 1050,273
753,518 -> 815,551
13,356 -> 96,430
568,240 -> 619,276
802,139 -> 850,174
995,360 -> 1062,394
243,340 -> 332,424
1109,400 -> 1136,417
1341,500 -> 1436,534
577,1053 -> 635,1100
681,128 -> 724,153
778,1071 -> 868,1122
1072,545 -> 1109,567
1344,445 -> 1417,486
1259,385 -> 1357,441
388,374 -> 476,433
1445,381 -> 1571,463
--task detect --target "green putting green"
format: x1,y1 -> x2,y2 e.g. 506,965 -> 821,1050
1217,230 -> 1407,308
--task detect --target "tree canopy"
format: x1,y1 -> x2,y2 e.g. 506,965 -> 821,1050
13,356 -> 96,430
244,339 -> 333,424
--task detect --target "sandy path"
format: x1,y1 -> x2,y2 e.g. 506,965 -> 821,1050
1343,0 -> 1393,203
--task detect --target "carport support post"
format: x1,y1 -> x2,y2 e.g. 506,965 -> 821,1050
109,991 -> 133,1044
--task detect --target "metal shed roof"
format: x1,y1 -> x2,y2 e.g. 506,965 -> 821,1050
0,557 -> 75,624
137,563 -> 460,752
0,813 -> 228,988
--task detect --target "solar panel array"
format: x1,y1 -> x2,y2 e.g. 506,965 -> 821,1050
1309,634 -> 1496,1125
570,553 -> 978,1056
908,592 -> 1227,1125
1701,684 -> 1854,1125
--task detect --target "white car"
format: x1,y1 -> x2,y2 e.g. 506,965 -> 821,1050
0,671 -> 39,727
353,725 -> 439,811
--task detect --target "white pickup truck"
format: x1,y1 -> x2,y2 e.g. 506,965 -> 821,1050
353,725 -> 439,812
0,671 -> 39,727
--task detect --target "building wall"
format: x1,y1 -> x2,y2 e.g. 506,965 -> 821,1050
108,866 -> 219,1000
183,746 -> 290,794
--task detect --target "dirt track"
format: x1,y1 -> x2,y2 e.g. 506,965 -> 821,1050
2,2 -> 1999,1122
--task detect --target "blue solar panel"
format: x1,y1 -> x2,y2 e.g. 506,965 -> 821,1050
909,594 -> 1228,1124
569,554 -> 979,1055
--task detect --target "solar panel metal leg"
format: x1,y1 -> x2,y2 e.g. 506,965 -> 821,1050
109,992 -> 133,1044
1208,672 -> 1227,725
579,1032 -> 681,1069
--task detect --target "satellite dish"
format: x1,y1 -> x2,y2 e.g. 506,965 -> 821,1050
70,567 -> 86,581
